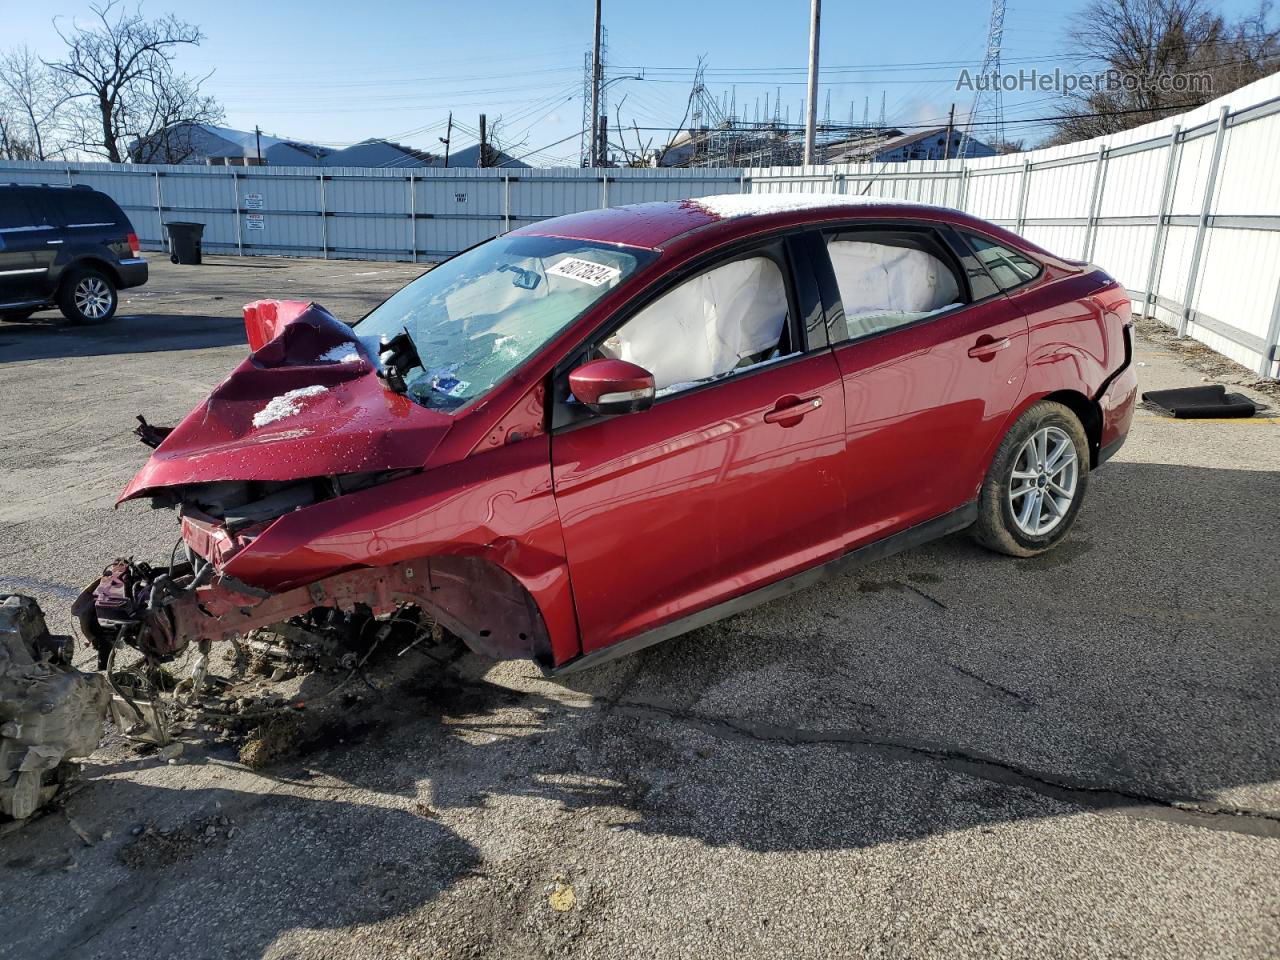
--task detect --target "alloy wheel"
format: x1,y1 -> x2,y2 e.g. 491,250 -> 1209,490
73,276 -> 113,320
1008,425 -> 1078,536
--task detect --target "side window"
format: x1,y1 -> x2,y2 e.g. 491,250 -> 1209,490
825,232 -> 966,342
598,255 -> 792,396
60,191 -> 121,227
0,192 -> 38,230
964,233 -> 1041,291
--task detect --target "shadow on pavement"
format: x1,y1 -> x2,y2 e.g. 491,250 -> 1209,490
0,312 -> 246,363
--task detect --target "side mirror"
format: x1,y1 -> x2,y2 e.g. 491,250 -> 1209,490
568,358 -> 656,416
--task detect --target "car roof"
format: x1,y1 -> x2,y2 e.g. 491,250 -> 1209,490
511,194 -> 960,249
512,193 -> 1060,264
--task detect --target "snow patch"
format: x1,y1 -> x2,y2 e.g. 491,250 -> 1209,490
252,385 -> 328,428
318,344 -> 360,364
689,192 -> 935,220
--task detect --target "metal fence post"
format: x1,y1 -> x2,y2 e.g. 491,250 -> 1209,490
318,174 -> 328,260
958,166 -> 970,212
1015,160 -> 1031,232
153,169 -> 163,245
408,172 -> 416,263
1082,145 -> 1108,262
1259,272 -> 1280,378
230,171 -> 243,257
1180,105 -> 1230,337
1141,124 -> 1181,323
600,173 -> 609,209
503,173 -> 511,232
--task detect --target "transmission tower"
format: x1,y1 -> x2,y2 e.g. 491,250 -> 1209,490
963,0 -> 1006,156
579,29 -> 609,166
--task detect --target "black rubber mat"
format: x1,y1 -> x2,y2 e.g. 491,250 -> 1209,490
1141,384 -> 1257,419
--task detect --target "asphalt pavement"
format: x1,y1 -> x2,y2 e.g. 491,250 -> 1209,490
0,256 -> 1276,960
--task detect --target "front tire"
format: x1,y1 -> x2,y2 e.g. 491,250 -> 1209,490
57,268 -> 118,324
971,400 -> 1090,557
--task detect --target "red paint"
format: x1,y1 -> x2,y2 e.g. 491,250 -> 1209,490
243,299 -> 315,351
833,295 -> 1029,547
566,357 -> 655,406
118,301 -> 452,501
552,350 -> 847,651
115,199 -> 1135,668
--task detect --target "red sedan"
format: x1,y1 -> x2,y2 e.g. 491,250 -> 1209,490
77,195 -> 1137,675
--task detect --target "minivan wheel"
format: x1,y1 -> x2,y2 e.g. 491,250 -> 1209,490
58,268 -> 118,323
971,400 -> 1090,558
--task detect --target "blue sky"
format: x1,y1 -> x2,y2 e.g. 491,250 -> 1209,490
6,0 -> 1265,162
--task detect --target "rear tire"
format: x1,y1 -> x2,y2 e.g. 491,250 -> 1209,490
0,308 -> 37,322
57,268 -> 118,324
971,400 -> 1090,557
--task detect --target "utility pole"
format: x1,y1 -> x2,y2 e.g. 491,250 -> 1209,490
479,113 -> 487,167
590,0 -> 602,167
944,103 -> 955,160
598,113 -> 609,167
803,0 -> 821,165
439,111 -> 452,167
254,125 -> 262,163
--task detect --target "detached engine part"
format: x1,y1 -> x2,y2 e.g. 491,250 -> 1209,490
0,596 -> 110,821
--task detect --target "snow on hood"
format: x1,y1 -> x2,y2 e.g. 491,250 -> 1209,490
252,385 -> 329,428
688,192 -> 937,220
117,302 -> 452,504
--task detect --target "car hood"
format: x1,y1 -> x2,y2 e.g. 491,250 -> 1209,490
118,301 -> 452,503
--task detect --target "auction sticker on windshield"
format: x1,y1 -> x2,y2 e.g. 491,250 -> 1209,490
547,257 -> 622,287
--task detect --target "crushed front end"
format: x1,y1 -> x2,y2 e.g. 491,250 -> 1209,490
72,299 -> 560,678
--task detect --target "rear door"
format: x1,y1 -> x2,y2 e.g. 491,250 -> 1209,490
550,235 -> 847,655
0,189 -> 53,302
814,223 -> 1029,547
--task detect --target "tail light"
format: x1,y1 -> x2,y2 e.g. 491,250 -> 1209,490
127,232 -> 140,257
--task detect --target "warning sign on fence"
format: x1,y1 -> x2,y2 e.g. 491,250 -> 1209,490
245,213 -> 265,230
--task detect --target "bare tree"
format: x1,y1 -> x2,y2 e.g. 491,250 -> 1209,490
1050,0 -> 1280,143
0,45 -> 67,160
45,0 -> 223,162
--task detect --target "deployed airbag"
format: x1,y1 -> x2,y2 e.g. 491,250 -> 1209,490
600,257 -> 788,389
828,240 -> 960,339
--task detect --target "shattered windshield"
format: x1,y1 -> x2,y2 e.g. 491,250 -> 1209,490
355,235 -> 653,411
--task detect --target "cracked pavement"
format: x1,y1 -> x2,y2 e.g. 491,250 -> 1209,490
1,257 -> 1277,959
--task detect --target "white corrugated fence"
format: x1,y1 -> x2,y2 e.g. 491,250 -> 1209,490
4,72 -> 1280,375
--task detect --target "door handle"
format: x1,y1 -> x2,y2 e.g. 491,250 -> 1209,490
46,239 -> 64,245
967,336 -> 1010,359
763,395 -> 823,424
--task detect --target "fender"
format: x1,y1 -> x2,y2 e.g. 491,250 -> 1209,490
212,435 -> 581,665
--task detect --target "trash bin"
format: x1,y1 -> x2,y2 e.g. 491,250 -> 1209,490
165,221 -> 204,265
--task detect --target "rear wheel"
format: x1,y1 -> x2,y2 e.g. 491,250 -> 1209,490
57,268 -> 118,324
0,308 -> 37,322
971,400 -> 1090,557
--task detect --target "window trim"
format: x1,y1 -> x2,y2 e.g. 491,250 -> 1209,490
550,232 -> 817,432
813,222 -> 976,347
958,229 -> 1044,294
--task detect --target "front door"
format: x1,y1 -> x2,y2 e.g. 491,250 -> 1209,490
550,241 -> 847,655
816,224 -> 1029,547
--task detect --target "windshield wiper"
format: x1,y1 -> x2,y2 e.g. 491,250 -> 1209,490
376,328 -> 422,394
